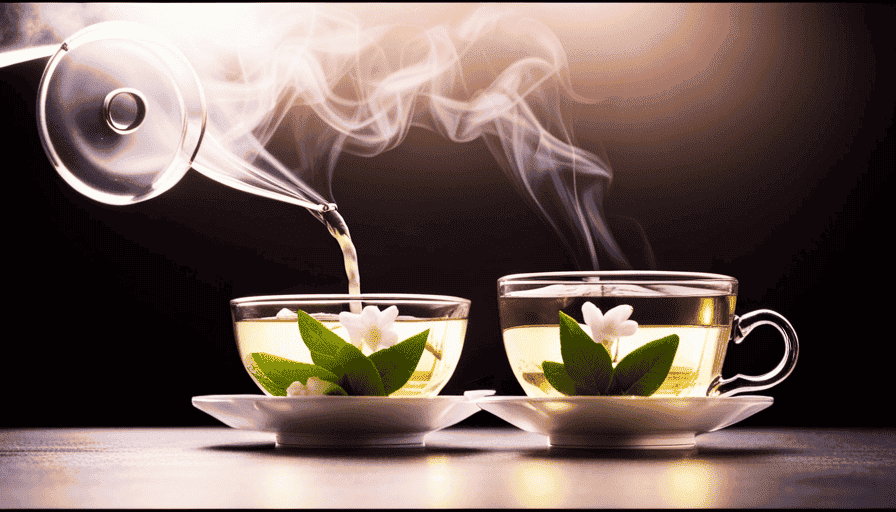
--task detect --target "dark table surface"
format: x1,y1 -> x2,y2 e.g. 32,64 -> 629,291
2,426 -> 894,508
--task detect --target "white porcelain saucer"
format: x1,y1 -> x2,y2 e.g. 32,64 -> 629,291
191,395 -> 481,448
473,395 -> 773,449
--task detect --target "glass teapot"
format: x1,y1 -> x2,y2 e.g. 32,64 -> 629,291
5,20 -> 336,215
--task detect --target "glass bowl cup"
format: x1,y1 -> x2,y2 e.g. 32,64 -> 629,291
231,294 -> 470,397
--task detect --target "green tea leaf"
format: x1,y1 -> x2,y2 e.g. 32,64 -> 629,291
542,361 -> 578,396
369,329 -> 429,396
605,370 -> 624,396
296,309 -> 350,370
613,334 -> 679,396
245,354 -> 283,396
246,352 -> 341,396
308,351 -> 337,372
333,343 -> 386,396
559,311 -> 613,395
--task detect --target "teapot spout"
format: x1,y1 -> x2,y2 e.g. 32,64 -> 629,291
0,44 -> 58,69
312,208 -> 351,238
191,131 -> 336,213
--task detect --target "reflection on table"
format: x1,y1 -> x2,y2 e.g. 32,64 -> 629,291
1,427 -> 894,507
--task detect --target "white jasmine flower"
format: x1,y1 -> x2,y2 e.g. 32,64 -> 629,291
582,302 -> 638,343
338,305 -> 400,354
275,308 -> 298,319
286,377 -> 331,396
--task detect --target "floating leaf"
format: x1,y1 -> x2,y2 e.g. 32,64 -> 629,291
246,352 -> 341,396
612,334 -> 679,396
558,311 -> 613,395
369,329 -> 429,395
296,309 -> 349,371
542,361 -> 577,396
332,343 -> 386,396
245,354 -> 283,396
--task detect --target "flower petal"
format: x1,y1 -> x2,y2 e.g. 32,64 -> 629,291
276,308 -> 298,319
605,304 -> 634,325
379,329 -> 399,349
581,301 -> 603,326
360,305 -> 380,324
338,311 -> 362,330
617,320 -> 639,337
582,302 -> 607,340
381,305 -> 399,324
304,377 -> 330,395
338,312 -> 365,346
286,381 -> 309,396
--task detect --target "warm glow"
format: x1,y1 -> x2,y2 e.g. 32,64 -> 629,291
537,401 -> 575,413
425,454 -> 455,507
258,463 -> 318,507
481,3 -> 734,98
659,461 -> 722,507
700,298 -> 715,326
511,461 -> 569,507
14,3 -> 740,270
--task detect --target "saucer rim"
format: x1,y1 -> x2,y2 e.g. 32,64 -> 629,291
191,394 -> 472,403
475,394 -> 773,403
191,394 -> 483,447
473,394 -> 775,447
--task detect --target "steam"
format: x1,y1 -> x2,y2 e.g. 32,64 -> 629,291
6,3 -> 630,270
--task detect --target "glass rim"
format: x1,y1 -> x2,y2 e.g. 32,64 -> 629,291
498,270 -> 737,285
230,293 -> 471,307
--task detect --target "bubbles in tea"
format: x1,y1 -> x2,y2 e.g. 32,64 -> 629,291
499,292 -> 736,397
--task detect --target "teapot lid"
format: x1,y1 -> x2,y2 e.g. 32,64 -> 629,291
37,21 -> 206,204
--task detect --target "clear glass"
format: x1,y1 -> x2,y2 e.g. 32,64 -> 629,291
37,21 -> 205,205
497,271 -> 798,397
35,20 -> 332,212
231,294 -> 470,397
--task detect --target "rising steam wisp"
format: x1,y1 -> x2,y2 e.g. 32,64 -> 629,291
9,3 -> 631,293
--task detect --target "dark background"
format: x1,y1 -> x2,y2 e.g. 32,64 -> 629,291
2,4 -> 893,428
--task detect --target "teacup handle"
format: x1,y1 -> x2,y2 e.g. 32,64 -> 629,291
715,309 -> 799,397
